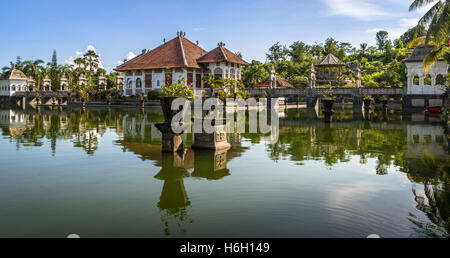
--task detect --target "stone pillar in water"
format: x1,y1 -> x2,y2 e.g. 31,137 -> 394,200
191,118 -> 231,151
191,149 -> 231,180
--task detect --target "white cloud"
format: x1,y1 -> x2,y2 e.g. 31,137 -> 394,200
86,45 -> 97,53
400,18 -> 419,28
193,27 -> 206,32
323,0 -> 391,20
126,51 -> 137,61
366,28 -> 385,33
366,17 -> 420,41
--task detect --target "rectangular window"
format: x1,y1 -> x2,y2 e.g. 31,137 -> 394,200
187,73 -> 193,86
196,74 -> 202,89
165,72 -> 172,86
145,74 -> 152,89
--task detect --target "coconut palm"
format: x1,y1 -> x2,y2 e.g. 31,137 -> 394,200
23,60 -> 44,76
83,50 -> 100,75
409,36 -> 449,72
74,57 -> 85,71
410,0 -> 449,42
2,62 -> 15,73
409,0 -> 449,70
359,43 -> 368,55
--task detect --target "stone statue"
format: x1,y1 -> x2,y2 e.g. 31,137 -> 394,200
309,64 -> 316,88
355,65 -> 362,88
269,65 -> 277,89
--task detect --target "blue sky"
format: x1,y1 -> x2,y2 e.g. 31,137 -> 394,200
0,0 -> 432,72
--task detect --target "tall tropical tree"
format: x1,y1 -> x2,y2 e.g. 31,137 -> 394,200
376,31 -> 390,52
83,50 -> 100,75
23,59 -> 45,88
2,62 -> 15,73
360,43 -> 368,54
74,57 -> 85,71
409,0 -> 449,70
266,42 -> 289,63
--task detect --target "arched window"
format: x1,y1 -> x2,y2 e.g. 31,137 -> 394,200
436,74 -> 445,86
230,68 -> 235,79
214,68 -> 223,79
136,78 -> 142,89
424,74 -> 432,86
412,74 -> 420,86
127,79 -> 132,89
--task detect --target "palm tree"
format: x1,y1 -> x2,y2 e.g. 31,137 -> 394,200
409,0 -> 449,70
359,43 -> 368,55
74,57 -> 85,71
2,62 -> 15,73
83,50 -> 100,75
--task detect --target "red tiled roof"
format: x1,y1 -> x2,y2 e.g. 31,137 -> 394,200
116,36 -> 207,71
197,45 -> 249,66
254,75 -> 293,88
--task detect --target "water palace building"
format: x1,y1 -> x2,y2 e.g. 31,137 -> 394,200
115,32 -> 249,97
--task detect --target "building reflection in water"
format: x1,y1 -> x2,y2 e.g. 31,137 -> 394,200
0,107 -> 448,236
192,149 -> 231,180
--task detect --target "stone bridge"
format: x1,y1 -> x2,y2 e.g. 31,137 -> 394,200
248,87 -> 404,98
246,87 -> 444,110
0,91 -> 70,107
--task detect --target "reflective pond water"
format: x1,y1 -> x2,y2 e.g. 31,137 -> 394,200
0,107 -> 448,238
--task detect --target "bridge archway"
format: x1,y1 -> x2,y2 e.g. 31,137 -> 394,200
424,74 -> 432,86
412,74 -> 420,86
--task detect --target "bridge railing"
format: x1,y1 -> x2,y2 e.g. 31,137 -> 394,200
360,87 -> 404,95
247,87 -> 405,97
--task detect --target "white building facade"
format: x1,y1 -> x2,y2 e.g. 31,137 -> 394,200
404,45 -> 448,108
117,33 -> 248,97
405,45 -> 448,96
0,68 -> 29,96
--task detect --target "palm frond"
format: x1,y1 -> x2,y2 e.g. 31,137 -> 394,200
410,0 -> 439,11
416,1 -> 443,29
408,37 -> 429,48
424,2 -> 447,44
422,44 -> 447,72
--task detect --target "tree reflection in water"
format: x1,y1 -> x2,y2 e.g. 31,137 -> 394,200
407,150 -> 449,237
154,152 -> 192,236
0,107 -> 448,237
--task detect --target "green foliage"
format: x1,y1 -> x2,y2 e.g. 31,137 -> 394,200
242,34 -> 410,89
236,90 -> 250,99
147,90 -> 162,100
161,82 -> 194,98
217,90 -> 230,101
376,31 -> 390,51
242,60 -> 269,87
266,42 -> 289,62
363,95 -> 374,101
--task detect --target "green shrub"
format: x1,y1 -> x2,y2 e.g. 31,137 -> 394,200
217,90 -> 230,101
147,90 -> 161,100
236,90 -> 250,99
161,83 -> 194,98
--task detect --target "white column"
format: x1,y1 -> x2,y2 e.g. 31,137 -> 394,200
132,72 -> 136,95
222,65 -> 226,79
